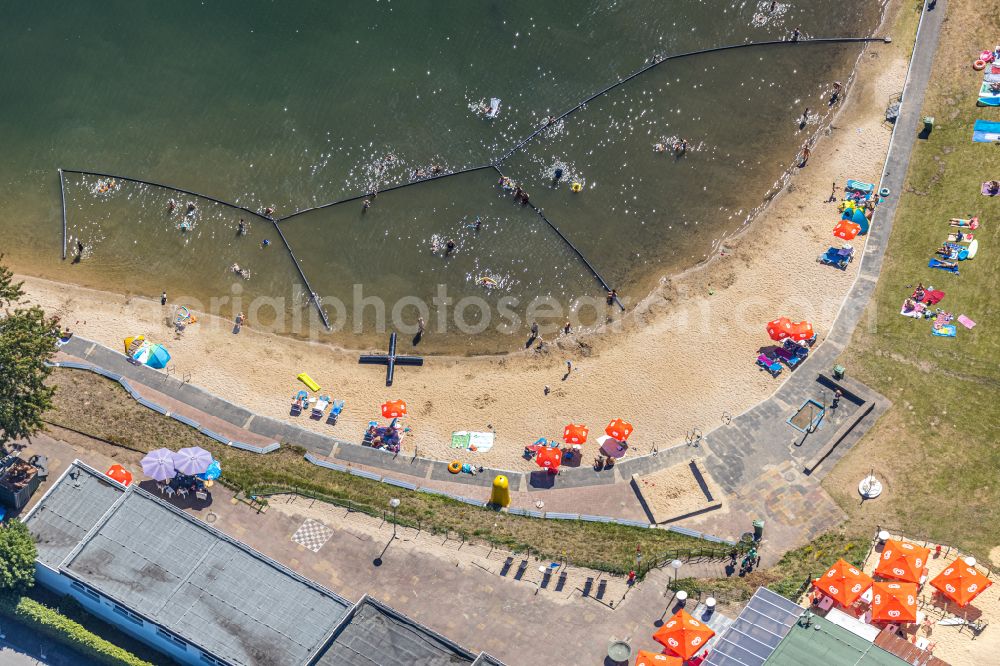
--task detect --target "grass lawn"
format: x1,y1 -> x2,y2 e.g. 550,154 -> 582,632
822,0 -> 1000,563
45,367 -> 725,576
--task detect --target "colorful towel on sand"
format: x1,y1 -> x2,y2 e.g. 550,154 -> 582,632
932,325 -> 956,337
982,182 -> 999,196
451,431 -> 495,452
958,314 -> 976,329
978,82 -> 1000,106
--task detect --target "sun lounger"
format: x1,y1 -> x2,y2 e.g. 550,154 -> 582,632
783,339 -> 809,358
756,353 -> 782,377
928,258 -> 959,274
818,245 -> 854,269
326,399 -> 345,425
311,395 -> 330,419
290,390 -> 308,416
773,346 -> 803,368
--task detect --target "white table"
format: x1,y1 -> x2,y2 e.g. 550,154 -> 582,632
163,486 -> 175,498
915,636 -> 930,650
861,588 -> 873,604
818,595 -> 835,611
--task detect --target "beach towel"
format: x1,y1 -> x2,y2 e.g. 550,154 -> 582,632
932,325 -> 956,337
900,305 -> 923,319
451,431 -> 495,452
985,73 -> 1000,84
982,182 -> 999,196
973,119 -> 1000,143
920,289 -> 945,305
978,82 -> 1000,106
958,315 -> 976,329
928,258 -> 959,273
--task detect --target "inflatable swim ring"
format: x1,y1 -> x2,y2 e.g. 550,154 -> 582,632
448,460 -> 462,474
478,276 -> 498,288
980,50 -> 995,63
879,187 -> 890,197
974,59 -> 987,71
571,182 -> 582,193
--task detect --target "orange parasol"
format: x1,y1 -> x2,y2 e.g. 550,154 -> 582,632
787,320 -> 815,342
653,608 -> 716,660
871,581 -> 918,623
563,423 -> 589,445
535,446 -> 563,472
381,399 -> 407,418
930,557 -> 993,607
605,418 -> 634,441
812,558 -> 872,606
635,651 -> 683,666
766,317 -> 795,341
833,220 -> 861,240
875,539 -> 930,583
106,464 -> 133,486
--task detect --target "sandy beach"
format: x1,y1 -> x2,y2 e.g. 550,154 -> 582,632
15,11 -> 909,474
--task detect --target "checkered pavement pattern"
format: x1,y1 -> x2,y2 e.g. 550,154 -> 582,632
291,518 -> 333,553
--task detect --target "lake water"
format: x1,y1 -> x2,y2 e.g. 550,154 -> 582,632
0,0 -> 881,354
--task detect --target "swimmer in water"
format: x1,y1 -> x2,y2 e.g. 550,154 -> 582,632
237,219 -> 247,235
167,199 -> 177,213
264,206 -> 275,217
473,216 -> 482,232
76,240 -> 85,256
445,239 -> 456,256
260,239 -> 270,249
673,138 -> 689,156
553,167 -> 564,184
430,165 -> 443,174
770,0 -> 778,13
362,199 -> 371,212
654,143 -> 667,153
186,201 -> 197,213
830,81 -> 842,104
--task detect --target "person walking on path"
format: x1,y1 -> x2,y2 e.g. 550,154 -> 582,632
161,291 -> 167,306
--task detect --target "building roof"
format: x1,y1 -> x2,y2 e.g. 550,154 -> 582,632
705,587 -> 801,666
764,615 -> 910,666
22,461 -> 124,568
314,596 -> 477,666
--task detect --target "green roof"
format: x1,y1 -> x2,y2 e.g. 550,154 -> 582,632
764,617 -> 909,666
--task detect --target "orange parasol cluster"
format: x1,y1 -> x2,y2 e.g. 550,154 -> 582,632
535,446 -> 563,472
875,539 -> 930,584
812,558 -> 873,607
766,317 -> 814,342
380,399 -> 407,418
871,581 -> 918,623
605,418 -> 634,441
930,558 -> 993,607
653,608 -> 716,660
106,464 -> 133,486
634,651 -> 683,666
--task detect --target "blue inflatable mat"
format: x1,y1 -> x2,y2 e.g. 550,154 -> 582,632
846,179 -> 875,193
932,325 -> 956,337
973,119 -> 1000,142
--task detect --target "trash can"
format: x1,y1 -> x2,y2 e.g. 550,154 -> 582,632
833,364 -> 846,380
923,116 -> 935,133
753,519 -> 765,541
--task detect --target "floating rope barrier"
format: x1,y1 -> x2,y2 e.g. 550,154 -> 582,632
58,168 -> 68,260
59,168 -> 273,222
59,36 -> 886,318
276,163 -> 498,223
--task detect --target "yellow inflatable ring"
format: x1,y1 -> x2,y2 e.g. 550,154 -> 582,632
448,460 -> 462,474
974,59 -> 987,71
571,182 -> 582,192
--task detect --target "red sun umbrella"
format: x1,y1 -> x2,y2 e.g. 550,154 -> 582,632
635,651 -> 683,666
653,608 -> 716,660
812,558 -> 873,607
787,320 -> 815,342
605,418 -> 633,441
871,581 -> 918,623
563,423 -> 589,445
535,446 -> 563,472
766,317 -> 795,341
930,557 -> 993,607
875,539 -> 930,584
381,399 -> 407,418
106,464 -> 133,486
833,220 -> 861,240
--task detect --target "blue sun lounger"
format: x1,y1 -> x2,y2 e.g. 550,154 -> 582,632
326,399 -> 345,425
756,353 -> 782,377
290,390 -> 308,416
818,245 -> 854,269
773,346 -> 803,369
928,258 -> 959,274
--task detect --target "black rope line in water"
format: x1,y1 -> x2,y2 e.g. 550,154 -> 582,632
276,163 -> 497,223
59,168 -> 273,222
60,35 -> 886,315
58,169 -> 68,260
497,36 -> 887,162
493,165 -> 625,311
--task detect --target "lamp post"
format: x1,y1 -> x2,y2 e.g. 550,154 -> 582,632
389,498 -> 400,539
670,559 -> 683,584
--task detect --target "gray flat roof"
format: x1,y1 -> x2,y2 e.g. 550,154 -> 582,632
314,597 -> 476,666
60,487 -> 351,666
22,462 -> 124,568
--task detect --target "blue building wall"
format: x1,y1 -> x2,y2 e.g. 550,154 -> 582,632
34,563 -> 217,666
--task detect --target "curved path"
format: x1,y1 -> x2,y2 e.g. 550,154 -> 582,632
48,8 -> 941,553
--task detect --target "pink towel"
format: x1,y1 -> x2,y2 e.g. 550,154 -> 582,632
958,315 -> 976,329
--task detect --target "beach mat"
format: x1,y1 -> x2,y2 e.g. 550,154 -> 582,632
451,431 -> 495,452
958,315 -> 976,329
900,305 -> 923,319
932,325 -> 956,337
920,289 -> 945,305
982,182 -> 999,196
928,258 -> 959,273
978,82 -> 1000,106
972,119 -> 1000,142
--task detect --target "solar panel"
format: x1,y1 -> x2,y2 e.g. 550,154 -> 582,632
704,588 -> 802,666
